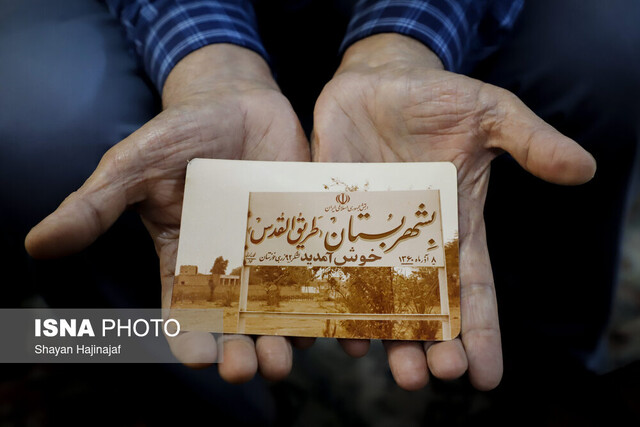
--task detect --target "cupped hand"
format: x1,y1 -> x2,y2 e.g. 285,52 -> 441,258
312,34 -> 596,390
25,44 -> 310,382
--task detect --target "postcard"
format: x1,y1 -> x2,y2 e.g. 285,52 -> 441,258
171,160 -> 460,340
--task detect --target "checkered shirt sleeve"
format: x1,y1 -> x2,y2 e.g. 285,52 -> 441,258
341,0 -> 524,72
104,0 -> 267,92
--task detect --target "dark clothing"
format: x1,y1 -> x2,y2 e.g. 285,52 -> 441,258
0,0 -> 638,425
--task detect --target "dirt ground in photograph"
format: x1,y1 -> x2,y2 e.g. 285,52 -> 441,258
172,297 -> 459,339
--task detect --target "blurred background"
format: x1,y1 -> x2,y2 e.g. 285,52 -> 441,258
1,0 -> 639,425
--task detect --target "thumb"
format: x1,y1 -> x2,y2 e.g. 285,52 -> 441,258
25,144 -> 143,259
482,85 -> 597,185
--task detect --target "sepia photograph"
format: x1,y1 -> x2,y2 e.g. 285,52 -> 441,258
171,161 -> 460,340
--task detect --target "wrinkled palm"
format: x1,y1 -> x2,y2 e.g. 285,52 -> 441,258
26,82 -> 310,382
312,63 -> 596,390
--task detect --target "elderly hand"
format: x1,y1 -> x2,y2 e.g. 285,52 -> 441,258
25,44 -> 310,382
312,34 -> 596,390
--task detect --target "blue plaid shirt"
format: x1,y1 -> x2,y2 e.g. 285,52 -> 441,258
104,0 -> 524,92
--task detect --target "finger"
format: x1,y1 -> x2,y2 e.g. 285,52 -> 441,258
383,341 -> 429,390
255,336 -> 293,381
166,331 -> 218,368
481,85 -> 596,185
25,142 -> 143,259
461,282 -> 502,390
459,219 -> 503,390
291,337 -> 316,349
338,338 -> 370,358
218,335 -> 259,383
460,282 -> 502,390
424,338 -> 468,381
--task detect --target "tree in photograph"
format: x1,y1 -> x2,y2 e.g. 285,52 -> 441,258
253,265 -> 287,306
221,265 -> 240,307
265,282 -> 281,307
210,256 -> 229,275
395,269 -> 438,313
394,268 -> 440,339
287,267 -> 315,289
229,266 -> 242,277
204,256 -> 228,301
330,267 -> 395,338
444,238 -> 460,304
253,265 -> 286,284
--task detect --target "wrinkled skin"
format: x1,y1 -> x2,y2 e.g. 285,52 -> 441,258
311,34 -> 596,390
25,45 -> 311,382
25,38 -> 596,390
